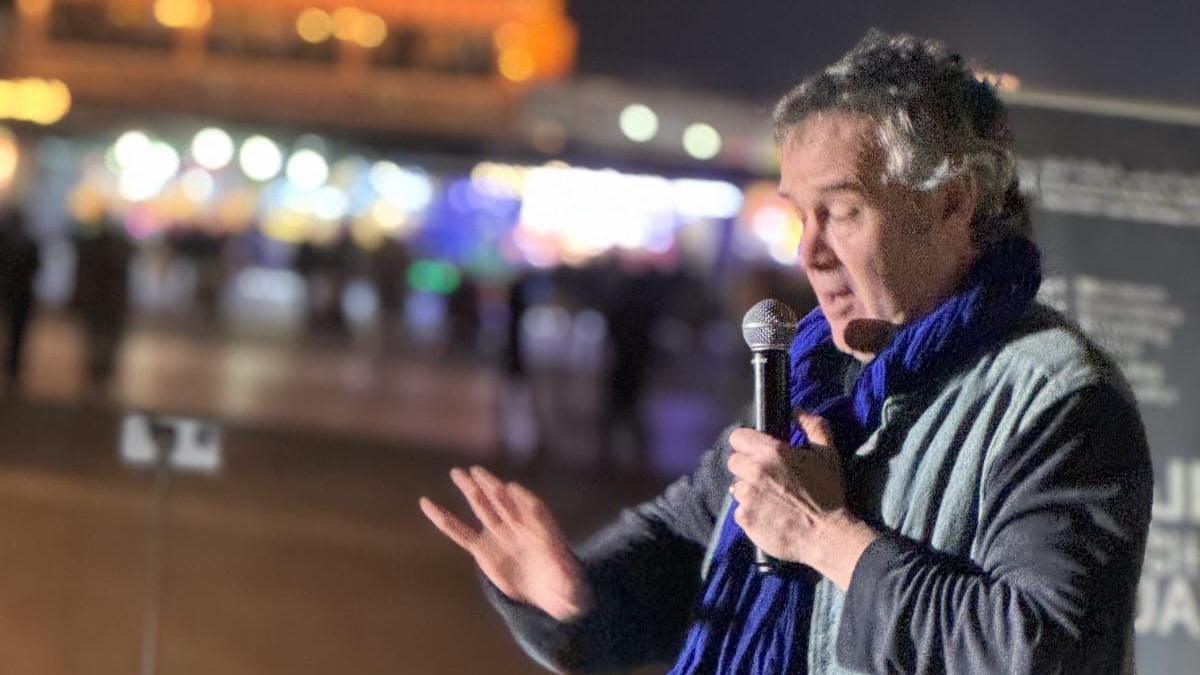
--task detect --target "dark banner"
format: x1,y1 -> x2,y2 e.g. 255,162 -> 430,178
1012,106 -> 1200,672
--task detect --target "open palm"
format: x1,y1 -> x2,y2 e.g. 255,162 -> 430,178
419,466 -> 594,622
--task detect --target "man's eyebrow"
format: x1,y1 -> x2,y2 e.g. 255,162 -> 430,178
777,180 -> 864,202
817,180 -> 863,194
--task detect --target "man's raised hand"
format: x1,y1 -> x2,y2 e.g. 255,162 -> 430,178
419,466 -> 594,622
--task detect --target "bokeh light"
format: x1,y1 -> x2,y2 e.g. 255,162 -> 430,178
332,7 -> 364,41
191,127 -> 235,171
153,0 -> 212,29
407,260 -> 461,295
312,185 -> 349,220
117,140 -> 181,202
682,123 -> 722,160
619,104 -> 659,143
114,130 -> 153,169
369,161 -> 434,212
296,8 -> 333,44
286,149 -> 330,191
369,201 -> 409,234
0,78 -> 72,126
27,80 -> 72,125
355,13 -> 388,49
498,48 -> 536,82
181,167 -> 215,203
239,135 -> 283,182
672,179 -> 744,219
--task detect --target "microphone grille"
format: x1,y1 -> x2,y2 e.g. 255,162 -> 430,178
741,299 -> 799,351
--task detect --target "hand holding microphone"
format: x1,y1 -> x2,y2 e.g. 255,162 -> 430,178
729,300 -> 875,586
738,299 -> 798,572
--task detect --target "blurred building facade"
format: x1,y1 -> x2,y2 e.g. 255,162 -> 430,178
4,0 -> 576,138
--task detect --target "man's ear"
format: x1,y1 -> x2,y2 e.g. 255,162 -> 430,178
938,172 -> 979,233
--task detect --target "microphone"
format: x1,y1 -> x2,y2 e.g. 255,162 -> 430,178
741,299 -> 799,573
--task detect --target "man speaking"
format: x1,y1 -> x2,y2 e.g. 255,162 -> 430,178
419,30 -> 1152,674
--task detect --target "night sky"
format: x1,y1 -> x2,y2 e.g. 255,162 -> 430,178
567,0 -> 1200,107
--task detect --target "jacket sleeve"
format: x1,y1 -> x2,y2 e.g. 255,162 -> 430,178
836,383 -> 1153,674
482,426 -> 738,674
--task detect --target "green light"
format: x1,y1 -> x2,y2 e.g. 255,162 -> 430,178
407,260 -> 461,295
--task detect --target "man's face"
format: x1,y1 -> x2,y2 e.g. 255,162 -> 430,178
778,112 -> 974,357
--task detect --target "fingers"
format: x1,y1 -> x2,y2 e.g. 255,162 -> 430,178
732,494 -> 756,529
419,496 -> 479,552
796,413 -> 835,449
447,466 -> 562,542
728,479 -> 754,502
450,467 -> 504,531
506,480 -> 560,538
471,466 -> 521,524
507,479 -> 545,514
729,428 -> 785,460
727,451 -> 765,483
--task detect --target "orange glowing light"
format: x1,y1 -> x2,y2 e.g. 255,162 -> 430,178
498,48 -> 535,83
28,79 -> 72,125
154,0 -> 213,29
355,13 -> 388,49
12,80 -> 40,123
331,7 -> 364,41
296,8 -> 334,44
0,79 -> 72,126
328,7 -> 388,48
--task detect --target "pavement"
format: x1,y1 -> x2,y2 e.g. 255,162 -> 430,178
0,315 -> 676,675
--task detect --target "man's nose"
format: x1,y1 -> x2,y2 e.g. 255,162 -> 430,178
798,221 -> 837,271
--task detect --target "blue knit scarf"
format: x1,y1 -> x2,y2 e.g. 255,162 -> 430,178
667,236 -> 1042,674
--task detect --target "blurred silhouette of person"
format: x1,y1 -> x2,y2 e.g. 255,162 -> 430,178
328,231 -> 361,337
0,206 -> 40,395
370,238 -> 410,344
447,269 -> 480,355
600,262 -> 661,473
498,271 -> 540,462
504,272 -> 530,381
74,218 -> 133,399
295,235 -> 354,337
294,239 -> 321,330
170,224 -> 226,326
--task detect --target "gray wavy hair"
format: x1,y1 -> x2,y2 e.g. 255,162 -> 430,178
772,29 -> 1031,248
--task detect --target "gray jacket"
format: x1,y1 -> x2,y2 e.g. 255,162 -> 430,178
484,305 -> 1153,674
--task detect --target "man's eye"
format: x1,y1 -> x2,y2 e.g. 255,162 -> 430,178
831,208 -> 860,221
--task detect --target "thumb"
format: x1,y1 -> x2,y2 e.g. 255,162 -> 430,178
796,412 -> 835,449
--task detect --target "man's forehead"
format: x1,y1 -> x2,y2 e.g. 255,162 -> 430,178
778,113 -> 881,196
782,111 -> 875,150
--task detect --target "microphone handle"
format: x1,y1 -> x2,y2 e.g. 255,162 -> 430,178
750,349 -> 791,573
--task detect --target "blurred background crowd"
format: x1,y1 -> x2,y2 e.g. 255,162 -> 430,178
0,0 -> 827,478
